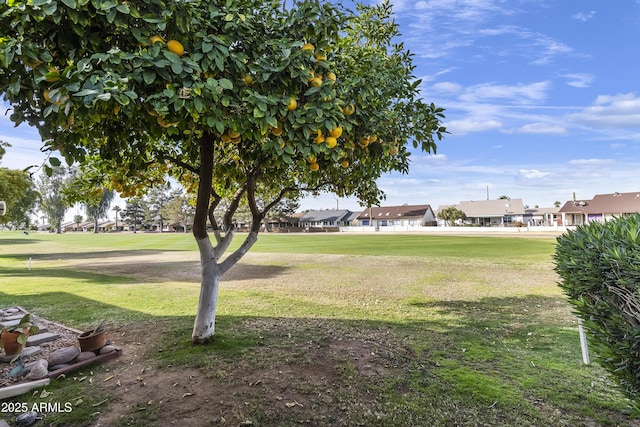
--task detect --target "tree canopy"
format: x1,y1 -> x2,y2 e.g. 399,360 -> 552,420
0,0 -> 444,209
0,0 -> 446,342
0,142 -> 39,229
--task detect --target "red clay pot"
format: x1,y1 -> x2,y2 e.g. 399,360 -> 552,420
1,329 -> 23,355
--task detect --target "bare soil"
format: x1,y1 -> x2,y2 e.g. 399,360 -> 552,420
90,318 -> 413,426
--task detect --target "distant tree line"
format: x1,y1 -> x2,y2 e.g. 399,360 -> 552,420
1,149 -> 298,233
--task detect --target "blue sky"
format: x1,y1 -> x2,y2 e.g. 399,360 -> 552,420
2,0 -> 640,214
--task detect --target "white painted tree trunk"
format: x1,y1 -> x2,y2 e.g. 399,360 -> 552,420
191,266 -> 221,343
191,232 -> 258,343
192,236 -> 219,343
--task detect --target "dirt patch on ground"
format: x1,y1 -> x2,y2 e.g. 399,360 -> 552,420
89,318 -> 414,426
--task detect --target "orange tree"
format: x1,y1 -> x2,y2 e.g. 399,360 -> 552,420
0,0 -> 446,343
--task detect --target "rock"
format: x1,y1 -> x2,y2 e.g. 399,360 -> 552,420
99,345 -> 116,355
0,345 -> 41,363
77,351 -> 97,362
27,332 -> 60,346
49,363 -> 71,371
48,346 -> 80,366
24,359 -> 48,380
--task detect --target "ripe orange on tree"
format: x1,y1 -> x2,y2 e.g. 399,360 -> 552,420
287,98 -> 297,111
314,130 -> 325,144
167,40 -> 185,56
329,126 -> 343,138
271,123 -> 283,136
150,35 -> 165,44
309,162 -> 320,171
343,104 -> 355,115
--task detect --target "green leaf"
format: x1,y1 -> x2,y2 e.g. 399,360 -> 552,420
266,116 -> 278,128
202,42 -> 214,53
171,62 -> 183,74
49,157 -> 61,167
60,0 -> 78,8
116,3 -> 129,14
218,79 -> 233,90
43,2 -> 58,15
114,94 -> 130,105
253,107 -> 265,118
73,89 -> 99,97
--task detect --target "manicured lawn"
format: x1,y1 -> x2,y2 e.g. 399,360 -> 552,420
0,231 -> 635,426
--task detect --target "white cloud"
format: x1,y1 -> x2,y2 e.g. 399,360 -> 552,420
566,93 -> 640,128
458,81 -> 550,104
510,122 -> 566,135
431,82 -> 462,94
446,118 -> 502,135
572,11 -> 596,22
562,73 -> 593,88
518,169 -> 552,179
568,158 -> 615,166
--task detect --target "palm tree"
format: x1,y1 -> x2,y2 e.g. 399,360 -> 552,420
73,214 -> 83,231
113,205 -> 121,232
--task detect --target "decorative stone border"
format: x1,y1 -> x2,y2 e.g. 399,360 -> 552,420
0,307 -> 122,399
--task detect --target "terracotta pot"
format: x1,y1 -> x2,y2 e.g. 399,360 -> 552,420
1,329 -> 23,356
78,330 -> 106,352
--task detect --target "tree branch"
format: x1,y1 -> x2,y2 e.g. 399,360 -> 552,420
246,170 -> 264,234
261,185 -> 293,218
208,190 -> 224,245
224,184 -> 248,231
165,156 -> 198,175
193,133 -> 214,240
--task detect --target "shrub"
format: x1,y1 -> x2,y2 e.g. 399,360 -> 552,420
554,214 -> 640,409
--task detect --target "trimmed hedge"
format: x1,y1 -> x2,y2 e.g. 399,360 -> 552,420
554,214 -> 640,408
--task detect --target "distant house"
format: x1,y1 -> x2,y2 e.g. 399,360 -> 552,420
524,207 -> 560,226
298,209 -> 355,230
559,191 -> 640,226
61,221 -> 93,232
356,204 -> 436,228
455,199 -> 526,227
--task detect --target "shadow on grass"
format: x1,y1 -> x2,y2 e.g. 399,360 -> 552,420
0,238 -> 41,246
1,260 -> 290,284
0,291 -> 631,427
410,295 -> 571,327
0,266 -> 133,284
2,249 -> 176,262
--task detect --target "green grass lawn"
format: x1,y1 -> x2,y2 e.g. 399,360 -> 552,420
0,231 -> 635,426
